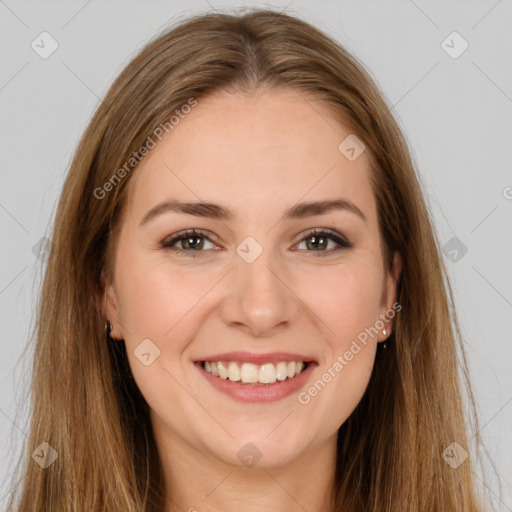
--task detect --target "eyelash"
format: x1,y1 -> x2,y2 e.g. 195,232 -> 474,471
159,228 -> 353,257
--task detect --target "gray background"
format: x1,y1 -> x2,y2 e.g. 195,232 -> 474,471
0,0 -> 511,509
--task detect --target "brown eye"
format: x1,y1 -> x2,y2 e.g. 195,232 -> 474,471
160,229 -> 216,254
177,235 -> 204,250
296,229 -> 353,255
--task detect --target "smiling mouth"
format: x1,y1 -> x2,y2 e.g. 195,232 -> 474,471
200,360 -> 310,385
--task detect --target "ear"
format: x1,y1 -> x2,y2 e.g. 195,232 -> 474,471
378,250 -> 402,342
101,273 -> 123,341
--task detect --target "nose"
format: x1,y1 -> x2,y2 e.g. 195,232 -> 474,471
219,250 -> 299,337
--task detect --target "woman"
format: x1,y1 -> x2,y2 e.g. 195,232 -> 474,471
6,8 -> 492,512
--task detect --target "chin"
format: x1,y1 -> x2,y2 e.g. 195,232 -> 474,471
209,431 -> 310,470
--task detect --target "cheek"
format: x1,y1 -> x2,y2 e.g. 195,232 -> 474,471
301,328 -> 377,434
289,259 -> 381,422
115,251 -> 215,341
114,257 -> 207,410
300,259 -> 383,342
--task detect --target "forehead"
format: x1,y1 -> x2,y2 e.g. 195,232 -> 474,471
125,89 -> 377,226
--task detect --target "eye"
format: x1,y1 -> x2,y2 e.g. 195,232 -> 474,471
160,228 -> 353,257
294,228 -> 353,256
160,229 -> 217,255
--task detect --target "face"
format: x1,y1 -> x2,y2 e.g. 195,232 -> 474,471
104,88 -> 401,469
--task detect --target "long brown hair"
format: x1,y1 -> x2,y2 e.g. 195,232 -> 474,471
6,8 -> 494,511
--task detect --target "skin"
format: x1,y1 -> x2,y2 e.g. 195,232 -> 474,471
104,88 -> 402,512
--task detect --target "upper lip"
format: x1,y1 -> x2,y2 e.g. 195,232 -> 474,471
195,351 -> 317,365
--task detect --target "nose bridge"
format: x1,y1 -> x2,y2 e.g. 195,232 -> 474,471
221,240 -> 298,335
238,247 -> 280,300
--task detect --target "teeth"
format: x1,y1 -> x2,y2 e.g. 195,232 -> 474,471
228,361 -> 240,381
202,360 -> 307,384
241,363 -> 259,383
218,361 -> 229,380
275,361 -> 288,381
258,363 -> 276,383
287,361 -> 296,378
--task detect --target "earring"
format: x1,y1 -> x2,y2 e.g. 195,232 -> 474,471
105,319 -> 112,338
382,328 -> 390,350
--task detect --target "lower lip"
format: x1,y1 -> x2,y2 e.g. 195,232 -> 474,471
195,362 -> 317,403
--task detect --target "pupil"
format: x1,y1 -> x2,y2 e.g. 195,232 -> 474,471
308,235 -> 326,250
185,236 -> 202,249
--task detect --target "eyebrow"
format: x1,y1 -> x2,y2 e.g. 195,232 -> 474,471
139,198 -> 368,227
